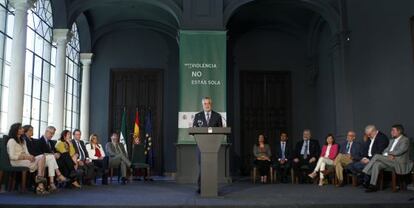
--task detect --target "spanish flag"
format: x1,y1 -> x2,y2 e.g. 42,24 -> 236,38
133,109 -> 140,142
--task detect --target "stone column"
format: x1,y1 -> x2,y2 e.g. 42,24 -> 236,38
331,31 -> 354,139
52,29 -> 70,134
79,53 -> 93,141
7,0 -> 36,126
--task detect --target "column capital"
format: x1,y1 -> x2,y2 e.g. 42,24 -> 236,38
9,0 -> 36,11
80,53 -> 94,66
53,29 -> 71,45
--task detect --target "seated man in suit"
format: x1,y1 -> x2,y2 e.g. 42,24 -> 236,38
39,126 -> 58,154
72,129 -> 96,185
23,125 -> 68,191
363,124 -> 412,192
192,97 -> 223,128
273,131 -> 291,183
105,132 -> 132,185
292,129 -> 320,183
334,130 -> 363,187
192,96 -> 223,194
347,125 -> 389,184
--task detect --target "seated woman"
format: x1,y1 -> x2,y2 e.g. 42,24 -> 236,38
308,133 -> 339,186
253,134 -> 272,184
86,133 -> 109,185
6,123 -> 47,194
22,125 -> 68,192
55,130 -> 81,188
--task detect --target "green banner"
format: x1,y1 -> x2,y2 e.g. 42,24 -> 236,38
178,30 -> 227,144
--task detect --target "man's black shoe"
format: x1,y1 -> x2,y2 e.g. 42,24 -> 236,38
365,185 -> 378,193
121,177 -> 127,185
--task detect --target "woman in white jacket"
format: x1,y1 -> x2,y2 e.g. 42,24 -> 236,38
86,133 -> 108,184
7,123 -> 47,194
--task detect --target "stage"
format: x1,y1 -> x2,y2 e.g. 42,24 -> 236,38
0,178 -> 413,208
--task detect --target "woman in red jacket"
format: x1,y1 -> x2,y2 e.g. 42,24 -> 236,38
308,133 -> 339,186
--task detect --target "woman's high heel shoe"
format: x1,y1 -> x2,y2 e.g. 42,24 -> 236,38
72,181 -> 81,189
48,184 -> 57,193
36,185 -> 49,195
56,175 -> 69,183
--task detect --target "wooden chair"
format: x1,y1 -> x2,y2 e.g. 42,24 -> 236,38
108,167 -> 120,184
291,164 -> 311,184
0,136 -> 29,192
379,168 -> 397,192
251,165 -> 274,184
321,165 -> 337,185
130,144 -> 150,181
271,163 -> 290,183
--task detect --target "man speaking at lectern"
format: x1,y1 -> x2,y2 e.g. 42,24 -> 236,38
193,97 -> 223,128
192,96 -> 223,194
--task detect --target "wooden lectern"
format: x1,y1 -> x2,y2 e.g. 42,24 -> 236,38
188,127 -> 231,197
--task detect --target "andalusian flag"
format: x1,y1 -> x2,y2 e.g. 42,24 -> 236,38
133,109 -> 140,142
120,108 -> 128,154
145,110 -> 154,167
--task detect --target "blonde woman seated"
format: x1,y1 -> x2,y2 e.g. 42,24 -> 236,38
86,134 -> 109,185
253,134 -> 272,184
55,130 -> 81,188
308,134 -> 339,186
6,123 -> 48,194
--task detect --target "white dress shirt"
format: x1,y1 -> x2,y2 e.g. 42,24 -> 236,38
324,144 -> 332,158
300,140 -> 310,155
383,135 -> 402,156
368,131 -> 378,157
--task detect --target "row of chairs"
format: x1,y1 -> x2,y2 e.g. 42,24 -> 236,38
0,135 -> 151,192
0,136 -> 30,192
251,164 -> 414,192
108,144 -> 151,183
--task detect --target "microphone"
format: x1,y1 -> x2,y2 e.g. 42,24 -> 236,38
197,120 -> 203,127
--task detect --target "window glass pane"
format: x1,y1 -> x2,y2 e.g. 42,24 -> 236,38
31,98 -> 40,121
32,77 -> 41,99
40,100 -> 48,122
23,95 -> 31,119
6,12 -> 13,37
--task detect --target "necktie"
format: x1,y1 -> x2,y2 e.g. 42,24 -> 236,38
206,112 -> 210,125
303,141 -> 308,159
77,141 -> 85,160
346,142 -> 350,153
281,142 -> 285,159
47,139 -> 51,150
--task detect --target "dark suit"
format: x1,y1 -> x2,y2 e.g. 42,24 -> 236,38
23,135 -> 42,156
38,136 -> 56,153
348,131 -> 389,179
72,139 -> 90,160
192,110 -> 222,127
338,140 -> 363,162
292,139 -> 321,183
72,139 -> 95,181
273,141 -> 292,183
362,131 -> 389,159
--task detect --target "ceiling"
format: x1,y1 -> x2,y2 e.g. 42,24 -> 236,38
227,0 -> 321,39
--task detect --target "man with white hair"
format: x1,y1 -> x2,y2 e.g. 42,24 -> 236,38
347,125 -> 389,185
363,124 -> 412,192
192,96 -> 223,194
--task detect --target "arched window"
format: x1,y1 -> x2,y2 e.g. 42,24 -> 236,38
64,23 -> 81,132
23,0 -> 55,137
0,0 -> 14,133
0,0 -> 55,137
